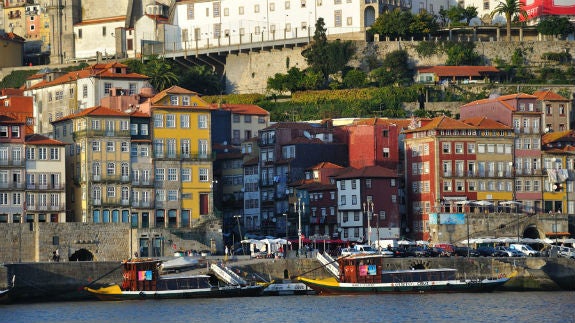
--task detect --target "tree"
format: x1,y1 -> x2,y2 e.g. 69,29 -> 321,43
179,65 -> 223,95
445,43 -> 481,66
461,6 -> 479,25
490,0 -> 527,42
143,56 -> 179,92
446,6 -> 465,26
409,10 -> 439,38
302,18 -> 355,87
343,69 -> 367,89
537,16 -> 575,39
370,50 -> 413,86
369,8 -> 413,39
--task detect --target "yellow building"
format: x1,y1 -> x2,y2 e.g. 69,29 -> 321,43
52,106 -> 132,223
150,86 -> 215,227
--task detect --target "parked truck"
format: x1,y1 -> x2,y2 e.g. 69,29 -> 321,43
373,239 -> 398,250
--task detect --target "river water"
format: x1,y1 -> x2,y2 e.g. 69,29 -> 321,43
1,292 -> 574,323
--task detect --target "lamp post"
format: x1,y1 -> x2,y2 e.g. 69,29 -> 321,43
294,197 -> 305,256
363,201 -> 374,246
234,215 -> 244,255
283,213 -> 288,258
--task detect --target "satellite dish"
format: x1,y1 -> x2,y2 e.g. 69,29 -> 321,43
303,131 -> 312,139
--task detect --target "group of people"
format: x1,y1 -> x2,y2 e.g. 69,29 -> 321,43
51,249 -> 60,262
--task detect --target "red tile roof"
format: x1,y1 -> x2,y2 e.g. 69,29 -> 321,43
211,103 -> 270,116
265,122 -> 315,131
25,134 -> 66,146
404,115 -> 476,132
461,93 -> 537,111
308,161 -> 344,170
417,65 -> 500,77
542,130 -> 575,145
461,116 -> 512,130
532,90 -> 569,101
53,106 -> 129,122
25,63 -> 149,90
0,32 -> 25,42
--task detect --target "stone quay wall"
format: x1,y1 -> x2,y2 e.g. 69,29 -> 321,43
0,222 -> 220,264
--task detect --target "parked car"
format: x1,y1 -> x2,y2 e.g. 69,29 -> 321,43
453,246 -> 479,257
494,246 -> 524,257
429,247 -> 451,257
476,246 -> 498,257
406,246 -> 430,257
509,244 -> 540,257
391,247 -> 407,258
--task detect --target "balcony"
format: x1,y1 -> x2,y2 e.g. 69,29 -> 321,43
132,201 -> 152,209
91,174 -> 131,183
155,152 -> 215,161
26,183 -> 64,191
72,129 -> 130,140
0,159 -> 24,167
132,180 -> 154,187
0,182 -> 25,189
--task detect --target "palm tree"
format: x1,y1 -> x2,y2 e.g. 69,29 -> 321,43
490,0 -> 527,41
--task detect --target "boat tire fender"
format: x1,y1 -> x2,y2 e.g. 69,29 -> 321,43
139,291 -> 145,298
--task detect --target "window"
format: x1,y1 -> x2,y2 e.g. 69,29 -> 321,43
168,168 -> 178,181
140,146 -> 149,157
131,124 -> 138,135
50,148 -> 59,160
258,116 -> 266,124
181,114 -> 190,128
198,115 -> 208,128
82,84 -> 88,98
166,114 -> 176,128
442,143 -> 450,153
340,195 -> 346,205
0,126 -> 7,137
351,195 -> 357,205
104,82 -> 112,94
340,181 -> 346,190
233,114 -> 240,123
106,141 -> 115,152
181,139 -> 190,157
199,168 -> 209,182
92,120 -> 101,130
156,168 -> 165,181
38,147 -> 47,160
455,143 -> 463,154
154,114 -> 164,128
182,168 -> 191,182
168,190 -> 178,201
199,139 -> 208,157
107,186 -> 115,198
366,179 -> 372,188
170,95 -> 178,105
140,124 -> 148,135
334,10 -> 342,27
107,162 -> 115,175
244,115 -> 252,123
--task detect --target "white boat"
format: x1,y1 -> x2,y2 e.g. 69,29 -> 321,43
263,279 -> 315,296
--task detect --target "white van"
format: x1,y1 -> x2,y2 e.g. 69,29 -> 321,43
509,244 -> 539,257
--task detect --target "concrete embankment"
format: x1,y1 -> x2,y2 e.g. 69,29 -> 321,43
1,256 -> 574,303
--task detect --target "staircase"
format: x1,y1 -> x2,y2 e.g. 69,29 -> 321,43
210,263 -> 248,286
316,252 -> 340,278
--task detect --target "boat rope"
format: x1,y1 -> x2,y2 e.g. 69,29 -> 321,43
84,262 -> 125,288
292,253 -> 351,279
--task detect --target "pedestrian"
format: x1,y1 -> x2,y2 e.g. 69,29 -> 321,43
225,245 -> 229,256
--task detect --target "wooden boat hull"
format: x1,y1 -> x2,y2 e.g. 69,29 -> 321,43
298,276 -> 509,295
0,288 -> 12,304
85,284 -> 264,301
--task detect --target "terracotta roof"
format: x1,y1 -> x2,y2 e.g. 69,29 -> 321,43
53,106 -> 129,123
211,103 -> 270,116
25,134 -> 66,146
404,115 -> 476,133
129,110 -> 150,117
0,32 -> 25,42
532,90 -> 569,101
417,65 -> 500,77
74,16 -> 126,26
307,161 -> 344,170
335,165 -> 397,179
461,93 -> 537,111
25,63 -> 149,90
460,116 -> 512,130
542,130 -> 575,145
0,88 -> 24,96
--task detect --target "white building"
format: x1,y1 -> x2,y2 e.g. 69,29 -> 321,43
74,16 -> 126,59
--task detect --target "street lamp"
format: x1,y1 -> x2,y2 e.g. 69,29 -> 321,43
376,211 -> 381,252
363,201 -> 374,246
294,197 -> 305,256
233,215 -> 244,255
283,213 -> 288,258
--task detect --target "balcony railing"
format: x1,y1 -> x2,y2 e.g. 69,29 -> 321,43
0,182 -> 25,189
73,129 -> 131,139
91,174 -> 131,183
0,159 -> 23,167
154,152 -> 215,161
26,183 -> 64,190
